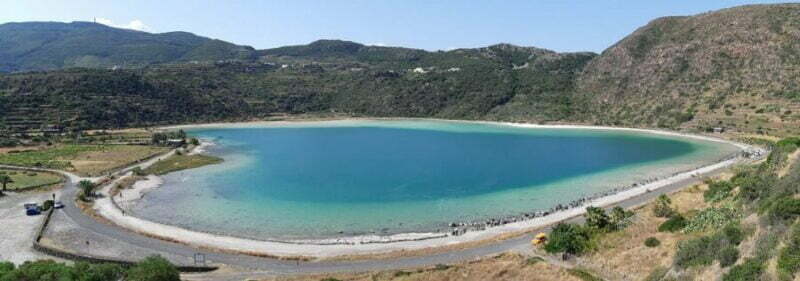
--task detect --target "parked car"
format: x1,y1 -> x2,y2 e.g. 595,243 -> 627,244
53,201 -> 64,209
24,203 -> 41,216
26,208 -> 41,216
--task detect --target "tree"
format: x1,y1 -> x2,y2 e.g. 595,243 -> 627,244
585,206 -> 610,230
653,194 -> 674,218
126,255 -> 180,281
609,206 -> 633,230
0,174 -> 12,195
79,180 -> 95,198
544,223 -> 590,255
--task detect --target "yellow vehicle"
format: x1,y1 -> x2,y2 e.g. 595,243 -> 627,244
532,232 -> 547,246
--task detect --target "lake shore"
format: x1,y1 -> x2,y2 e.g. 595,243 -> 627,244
93,119 -> 762,258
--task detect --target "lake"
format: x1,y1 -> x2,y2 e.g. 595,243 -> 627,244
132,120 -> 740,240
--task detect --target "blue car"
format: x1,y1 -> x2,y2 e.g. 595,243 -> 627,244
26,208 -> 41,216
24,203 -> 41,216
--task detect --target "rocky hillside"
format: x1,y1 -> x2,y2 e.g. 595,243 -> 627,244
0,22 -> 257,72
578,4 -> 800,135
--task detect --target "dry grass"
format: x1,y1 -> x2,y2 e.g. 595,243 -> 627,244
575,179 -> 719,281
257,253 -> 582,281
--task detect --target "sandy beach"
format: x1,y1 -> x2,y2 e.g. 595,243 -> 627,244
83,119 -> 762,258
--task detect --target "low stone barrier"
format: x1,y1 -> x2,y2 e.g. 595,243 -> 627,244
31,198 -> 216,272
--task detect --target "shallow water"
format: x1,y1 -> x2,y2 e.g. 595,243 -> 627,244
133,120 -> 740,240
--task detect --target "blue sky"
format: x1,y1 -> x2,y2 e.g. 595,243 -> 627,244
1,0 -> 795,52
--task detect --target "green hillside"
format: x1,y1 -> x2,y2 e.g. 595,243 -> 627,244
0,21 -> 257,72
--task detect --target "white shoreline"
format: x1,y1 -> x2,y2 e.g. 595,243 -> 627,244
91,119 -> 758,257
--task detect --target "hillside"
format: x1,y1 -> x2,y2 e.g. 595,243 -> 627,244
0,45 -> 595,134
578,4 -> 800,135
2,4 -> 800,139
0,21 -> 257,72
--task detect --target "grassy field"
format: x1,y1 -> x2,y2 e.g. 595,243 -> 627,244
0,169 -> 62,190
142,154 -> 222,175
0,145 -> 169,176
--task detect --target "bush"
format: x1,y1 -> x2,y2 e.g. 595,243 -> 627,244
644,237 -> 660,247
584,206 -> 610,230
544,223 -> 590,255
778,223 -> 800,279
653,194 -> 674,218
704,180 -> 735,202
718,246 -> 740,268
723,259 -> 764,281
684,207 -> 738,233
768,198 -> 800,222
42,200 -> 54,211
675,236 -> 718,268
126,255 -> 180,281
658,214 -> 687,232
0,262 -> 14,277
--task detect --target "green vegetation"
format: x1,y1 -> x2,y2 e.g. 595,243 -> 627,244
566,268 -> 605,281
79,180 -> 95,200
778,222 -> 800,279
0,170 -> 61,190
652,194 -> 674,218
0,22 -> 255,72
125,256 -> 180,281
545,206 -> 633,256
683,207 -> 738,233
0,145 -> 167,176
723,259 -> 764,281
704,180 -> 735,202
658,214 -> 687,232
142,154 -> 222,175
0,145 -> 104,169
0,255 -> 178,281
674,224 -> 744,268
644,237 -> 660,247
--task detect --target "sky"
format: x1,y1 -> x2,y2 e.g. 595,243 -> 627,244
0,0 -> 795,52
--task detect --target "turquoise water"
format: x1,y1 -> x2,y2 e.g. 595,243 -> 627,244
133,120 -> 740,240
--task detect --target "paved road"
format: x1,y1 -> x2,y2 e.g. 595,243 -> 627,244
1,155 -> 742,275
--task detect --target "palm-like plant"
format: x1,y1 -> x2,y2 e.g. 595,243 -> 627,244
0,174 -> 12,196
78,180 -> 95,198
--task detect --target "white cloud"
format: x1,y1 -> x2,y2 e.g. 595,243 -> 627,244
95,18 -> 149,31
369,42 -> 388,47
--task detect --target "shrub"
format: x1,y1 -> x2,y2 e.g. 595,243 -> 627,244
0,262 -> 14,277
644,237 -> 660,247
42,200 -> 54,211
718,246 -> 740,268
585,206 -> 610,230
684,207 -> 738,233
723,259 -> 764,281
778,223 -> 800,279
126,255 -> 180,281
704,180 -> 735,202
721,223 -> 745,246
566,268 -> 604,281
768,198 -> 800,222
675,236 -> 717,268
658,214 -> 687,232
544,223 -> 590,255
525,256 -> 545,265
653,194 -> 674,218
